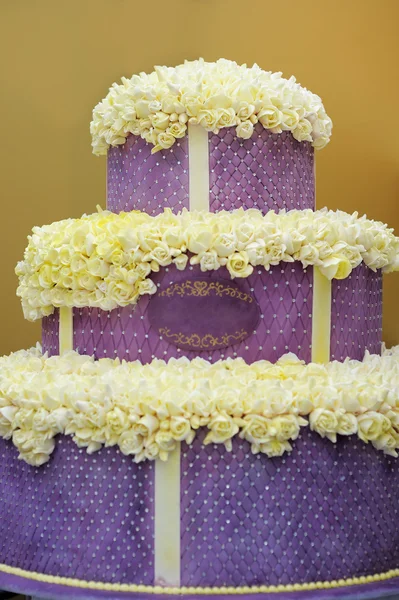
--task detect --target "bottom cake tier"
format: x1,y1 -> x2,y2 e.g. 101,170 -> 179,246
1,345 -> 399,600
1,429 -> 399,599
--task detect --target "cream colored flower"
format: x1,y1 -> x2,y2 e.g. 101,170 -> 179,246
319,255 -> 353,280
170,416 -> 195,442
292,118 -> 313,143
118,430 -> 144,456
204,414 -> 239,447
260,439 -> 292,458
153,131 -> 175,152
215,108 -> 236,129
372,430 -> 399,457
13,429 -> 55,467
168,122 -> 187,139
357,412 -> 391,442
241,414 -> 272,444
309,408 -> 339,442
197,109 -> 219,131
150,111 -> 170,130
257,106 -> 282,130
271,414 -> 305,441
226,252 -> 253,278
336,413 -> 358,436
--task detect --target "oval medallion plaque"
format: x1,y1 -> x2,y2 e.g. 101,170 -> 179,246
148,277 -> 260,352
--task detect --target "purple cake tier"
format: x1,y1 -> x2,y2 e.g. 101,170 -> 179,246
1,429 -> 399,598
44,263 -> 313,363
107,125 -> 315,215
42,264 -> 382,364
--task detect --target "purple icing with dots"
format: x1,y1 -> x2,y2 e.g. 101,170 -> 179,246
107,134 -> 189,215
180,428 -> 399,588
1,428 -> 399,595
42,309 -> 59,356
330,264 -> 382,360
208,126 -> 314,213
0,436 -> 154,585
41,264 -> 383,365
71,263 -> 312,364
106,125 -> 314,215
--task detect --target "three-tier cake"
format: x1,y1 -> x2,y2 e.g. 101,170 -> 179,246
1,59 -> 399,600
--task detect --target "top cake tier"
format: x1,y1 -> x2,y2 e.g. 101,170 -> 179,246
92,59 -> 331,215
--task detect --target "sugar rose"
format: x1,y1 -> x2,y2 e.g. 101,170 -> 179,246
119,430 -> 144,456
357,412 -> 391,442
260,439 -> 292,458
170,416 -> 194,442
204,414 -> 239,446
309,408 -> 339,442
226,252 -> 253,278
241,415 -> 272,444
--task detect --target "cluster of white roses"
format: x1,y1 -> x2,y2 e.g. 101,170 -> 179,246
90,58 -> 332,155
16,207 -> 399,321
1,346 -> 399,467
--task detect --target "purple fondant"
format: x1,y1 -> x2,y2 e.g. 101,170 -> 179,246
147,276 -> 261,351
208,126 -> 314,213
330,264 -> 382,360
71,263 -> 313,364
181,428 -> 399,588
106,126 -> 315,215
41,263 -> 384,365
107,135 -> 190,215
1,430 -> 399,597
42,309 -> 59,356
0,436 -> 154,585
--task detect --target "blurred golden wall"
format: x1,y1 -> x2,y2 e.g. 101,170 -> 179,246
1,0 -> 398,355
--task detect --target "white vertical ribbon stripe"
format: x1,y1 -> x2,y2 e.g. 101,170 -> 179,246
154,444 -> 181,586
311,267 -> 332,364
188,123 -> 210,211
59,306 -> 73,354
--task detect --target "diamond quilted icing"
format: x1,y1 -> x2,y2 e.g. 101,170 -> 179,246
107,135 -> 190,215
0,436 -> 154,584
72,264 -> 313,364
106,126 -> 314,215
330,264 -> 382,360
42,309 -> 59,356
180,428 -> 399,587
209,126 -> 315,213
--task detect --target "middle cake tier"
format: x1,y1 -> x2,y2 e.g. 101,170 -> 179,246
42,262 -> 382,364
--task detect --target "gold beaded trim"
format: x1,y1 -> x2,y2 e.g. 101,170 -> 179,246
1,563 -> 399,594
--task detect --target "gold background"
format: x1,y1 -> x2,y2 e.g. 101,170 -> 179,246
1,0 -> 398,355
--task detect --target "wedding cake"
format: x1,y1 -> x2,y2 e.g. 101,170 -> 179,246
1,59 -> 399,600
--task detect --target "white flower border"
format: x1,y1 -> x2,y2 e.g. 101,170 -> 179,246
16,207 -> 399,321
90,58 -> 332,155
1,346 -> 399,467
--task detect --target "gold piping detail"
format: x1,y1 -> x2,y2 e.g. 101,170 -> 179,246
159,280 -> 253,304
159,327 -> 249,349
1,563 -> 399,594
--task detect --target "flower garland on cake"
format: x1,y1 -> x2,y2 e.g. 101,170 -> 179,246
16,207 -> 399,321
90,58 -> 332,155
1,346 -> 399,467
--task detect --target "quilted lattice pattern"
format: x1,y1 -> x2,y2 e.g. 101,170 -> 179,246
106,127 -> 314,215
107,135 -> 190,215
42,310 -> 59,356
330,264 -> 382,361
73,264 -> 313,364
208,126 -> 314,213
0,436 -> 154,584
181,428 -> 399,587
